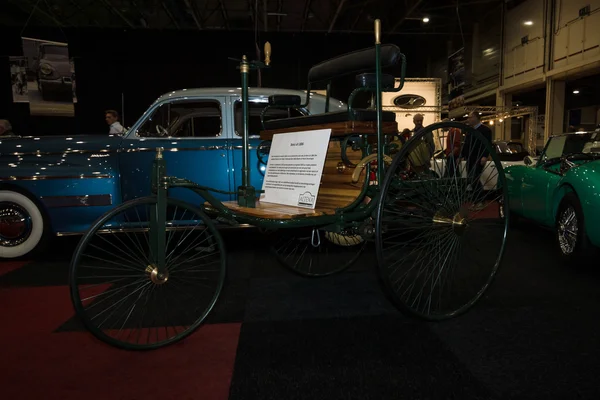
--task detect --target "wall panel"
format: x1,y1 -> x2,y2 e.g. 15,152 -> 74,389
471,5 -> 502,86
503,0 -> 545,85
552,0 -> 600,69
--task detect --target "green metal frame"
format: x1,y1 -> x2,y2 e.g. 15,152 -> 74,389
148,19 -> 405,275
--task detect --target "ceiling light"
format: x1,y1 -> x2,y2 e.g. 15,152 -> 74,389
499,118 -> 503,122
524,21 -> 533,25
489,120 -> 494,125
422,17 -> 430,23
573,90 -> 580,94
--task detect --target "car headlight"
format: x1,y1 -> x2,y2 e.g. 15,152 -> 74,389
40,63 -> 54,75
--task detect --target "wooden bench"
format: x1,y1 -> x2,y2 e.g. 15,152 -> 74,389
214,44 -> 403,219
214,139 -> 367,219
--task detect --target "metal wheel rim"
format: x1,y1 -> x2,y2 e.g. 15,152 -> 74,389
0,201 -> 33,247
375,121 -> 508,320
272,227 -> 367,277
69,196 -> 226,350
558,206 -> 578,255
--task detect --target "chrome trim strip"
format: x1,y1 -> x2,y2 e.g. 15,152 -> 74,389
2,144 -> 260,157
122,146 -> 229,152
0,174 -> 113,181
3,149 -> 117,157
40,194 -> 113,208
55,223 -> 254,236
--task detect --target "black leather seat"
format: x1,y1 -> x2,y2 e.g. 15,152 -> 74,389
263,109 -> 396,131
355,73 -> 396,89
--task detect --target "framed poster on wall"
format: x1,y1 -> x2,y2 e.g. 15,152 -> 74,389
21,37 -> 76,117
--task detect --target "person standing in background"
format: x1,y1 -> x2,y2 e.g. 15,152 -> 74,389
444,127 -> 462,177
0,119 -> 17,137
413,113 -> 435,155
105,110 -> 124,134
409,113 -> 435,171
461,112 -> 493,209
400,128 -> 412,141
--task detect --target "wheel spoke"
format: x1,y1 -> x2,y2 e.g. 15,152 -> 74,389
69,197 -> 226,350
376,124 -> 508,320
271,226 -> 368,277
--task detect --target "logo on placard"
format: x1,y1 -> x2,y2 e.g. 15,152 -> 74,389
393,94 -> 427,109
298,191 -> 316,207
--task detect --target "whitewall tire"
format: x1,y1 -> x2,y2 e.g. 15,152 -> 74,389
0,190 -> 47,259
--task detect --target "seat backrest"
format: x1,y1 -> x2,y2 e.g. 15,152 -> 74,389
307,44 -> 402,85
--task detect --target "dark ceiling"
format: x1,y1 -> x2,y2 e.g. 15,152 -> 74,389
2,0 -> 507,35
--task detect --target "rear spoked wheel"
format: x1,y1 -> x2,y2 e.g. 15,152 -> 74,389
271,226 -> 367,277
376,123 -> 508,320
69,196 -> 226,350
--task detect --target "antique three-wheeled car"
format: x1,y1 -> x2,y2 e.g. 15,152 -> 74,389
67,20 -> 510,350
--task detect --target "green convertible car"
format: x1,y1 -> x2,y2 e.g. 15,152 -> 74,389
504,130 -> 600,262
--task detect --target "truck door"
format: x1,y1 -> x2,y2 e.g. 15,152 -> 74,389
118,96 -> 232,207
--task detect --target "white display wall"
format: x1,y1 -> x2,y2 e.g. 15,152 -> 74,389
383,78 -> 443,150
382,78 -> 442,131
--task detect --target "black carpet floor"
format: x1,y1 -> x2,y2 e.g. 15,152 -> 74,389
2,225 -> 600,399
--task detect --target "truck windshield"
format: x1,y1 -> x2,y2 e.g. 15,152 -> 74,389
41,45 -> 69,61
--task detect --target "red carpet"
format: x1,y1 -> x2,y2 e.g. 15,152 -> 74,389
0,285 -> 241,400
0,260 -> 28,277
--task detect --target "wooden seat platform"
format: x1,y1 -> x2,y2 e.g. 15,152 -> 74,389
208,200 -> 341,219
206,140 -> 370,220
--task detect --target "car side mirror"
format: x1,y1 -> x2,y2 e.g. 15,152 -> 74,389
524,155 -> 534,166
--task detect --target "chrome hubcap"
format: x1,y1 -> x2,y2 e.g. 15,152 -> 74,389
558,206 -> 577,255
0,202 -> 33,247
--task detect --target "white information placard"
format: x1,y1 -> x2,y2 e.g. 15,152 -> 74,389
260,129 -> 332,209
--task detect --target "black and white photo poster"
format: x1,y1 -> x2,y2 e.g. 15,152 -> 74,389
9,57 -> 29,103
21,37 -> 76,116
260,129 -> 332,209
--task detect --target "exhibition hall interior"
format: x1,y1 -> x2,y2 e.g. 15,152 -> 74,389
2,0 -> 600,398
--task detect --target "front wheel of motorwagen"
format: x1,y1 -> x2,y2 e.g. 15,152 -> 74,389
69,196 -> 226,350
375,122 -> 509,320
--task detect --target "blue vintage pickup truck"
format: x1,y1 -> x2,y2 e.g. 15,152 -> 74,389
0,88 -> 345,258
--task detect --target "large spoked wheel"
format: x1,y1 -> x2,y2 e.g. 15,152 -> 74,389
376,122 -> 509,320
271,226 -> 367,277
69,196 -> 226,350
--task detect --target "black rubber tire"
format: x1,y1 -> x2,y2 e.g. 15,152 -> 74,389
0,189 -> 51,259
375,121 -> 508,321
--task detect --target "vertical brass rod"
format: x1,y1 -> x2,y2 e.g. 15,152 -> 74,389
374,19 -> 384,184
240,56 -> 251,189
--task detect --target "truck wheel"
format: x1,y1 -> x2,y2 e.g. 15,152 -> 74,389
556,193 -> 592,264
0,190 -> 48,259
